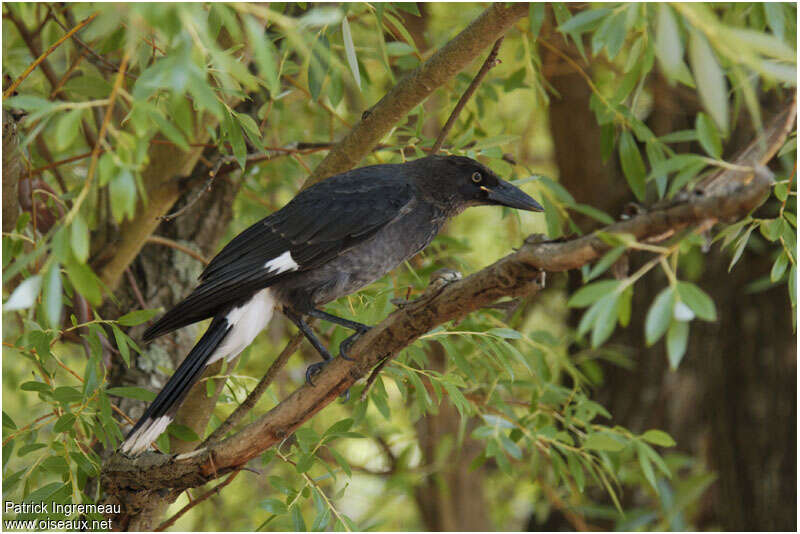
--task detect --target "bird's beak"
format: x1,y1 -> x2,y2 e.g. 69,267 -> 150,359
482,180 -> 544,212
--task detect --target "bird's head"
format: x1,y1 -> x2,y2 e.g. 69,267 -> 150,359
411,155 -> 544,214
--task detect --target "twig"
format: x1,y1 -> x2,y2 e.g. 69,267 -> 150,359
145,236 -> 208,265
5,7 -> 60,90
359,355 -> 393,401
432,37 -> 504,153
48,4 -> 137,80
26,151 -> 95,178
50,47 -> 89,98
3,12 -> 98,99
125,267 -> 148,310
159,158 -> 226,222
155,471 -> 240,532
203,333 -> 303,446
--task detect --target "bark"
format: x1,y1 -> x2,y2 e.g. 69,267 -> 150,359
414,343 -> 490,531
2,110 -> 23,232
101,103 -> 790,522
547,59 -> 796,530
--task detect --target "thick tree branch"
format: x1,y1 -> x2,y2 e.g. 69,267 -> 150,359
101,103 -> 794,518
303,2 -> 528,186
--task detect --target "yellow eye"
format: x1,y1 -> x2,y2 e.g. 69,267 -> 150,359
471,172 -> 482,183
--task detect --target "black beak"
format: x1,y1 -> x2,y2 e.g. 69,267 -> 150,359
484,180 -> 544,212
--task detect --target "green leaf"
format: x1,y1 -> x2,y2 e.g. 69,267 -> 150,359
323,418 -> 354,437
695,113 -> 722,159
244,17 -> 280,96
168,423 -> 200,442
55,109 -> 84,151
689,29 -> 729,133
145,106 -> 189,151
3,411 -> 17,430
308,33 -> 330,101
4,275 -> 42,311
655,4 -> 694,86
42,263 -> 62,330
567,452 -> 585,493
71,214 -> 90,263
771,252 -> 789,282
764,3 -> 785,41
109,169 -> 137,223
223,112 -> 247,170
645,287 -> 674,345
260,498 -> 288,515
486,328 -> 522,340
636,442 -> 658,492
586,246 -> 626,281
53,386 -> 82,403
760,218 -> 785,242
529,3 -> 546,41
619,131 -> 647,201
291,503 -> 307,531
641,429 -> 676,447
118,308 -> 160,326
729,225 -> 755,271
591,293 -> 621,348
106,386 -> 157,402
65,258 -> 103,307
341,17 -> 361,89
557,8 -> 611,34
327,447 -> 352,478
498,434 -> 522,460
676,282 -> 717,321
111,324 -> 130,367
666,319 -> 689,369
54,413 -> 76,433
568,280 -> 621,308
583,432 -> 625,452
789,265 -> 796,308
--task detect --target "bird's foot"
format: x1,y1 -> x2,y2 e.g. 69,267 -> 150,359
339,327 -> 370,361
305,360 -> 329,386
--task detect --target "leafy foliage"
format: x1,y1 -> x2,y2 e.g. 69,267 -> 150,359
2,2 -> 795,531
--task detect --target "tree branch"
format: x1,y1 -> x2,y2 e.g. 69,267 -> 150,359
432,37 -> 505,153
303,2 -> 528,186
101,102 -> 794,518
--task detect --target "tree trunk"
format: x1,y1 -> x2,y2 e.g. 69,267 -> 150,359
414,342 -> 491,531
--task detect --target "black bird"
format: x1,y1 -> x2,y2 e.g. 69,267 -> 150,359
120,155 -> 543,454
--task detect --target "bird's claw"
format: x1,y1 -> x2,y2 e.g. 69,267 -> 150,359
339,328 -> 370,361
305,360 -> 328,386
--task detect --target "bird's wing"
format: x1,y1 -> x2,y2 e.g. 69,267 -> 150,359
143,175 -> 414,340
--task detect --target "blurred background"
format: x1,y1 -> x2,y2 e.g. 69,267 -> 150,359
2,3 -> 796,531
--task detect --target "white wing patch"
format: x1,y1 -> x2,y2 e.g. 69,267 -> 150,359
208,288 -> 277,364
264,250 -> 299,274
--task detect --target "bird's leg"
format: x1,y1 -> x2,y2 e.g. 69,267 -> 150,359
308,308 -> 371,361
283,309 -> 334,386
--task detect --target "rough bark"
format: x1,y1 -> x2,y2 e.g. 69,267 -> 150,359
2,110 -> 23,232
414,343 -> 490,531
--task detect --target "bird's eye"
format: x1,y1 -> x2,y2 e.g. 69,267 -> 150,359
471,172 -> 482,183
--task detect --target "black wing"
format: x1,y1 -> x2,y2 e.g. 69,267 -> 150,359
143,169 -> 414,340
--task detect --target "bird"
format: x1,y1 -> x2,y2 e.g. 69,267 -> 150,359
119,155 -> 543,454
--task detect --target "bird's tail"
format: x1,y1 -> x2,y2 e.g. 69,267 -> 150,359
119,316 -> 231,455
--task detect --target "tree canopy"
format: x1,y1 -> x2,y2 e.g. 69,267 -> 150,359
2,2 -> 796,531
